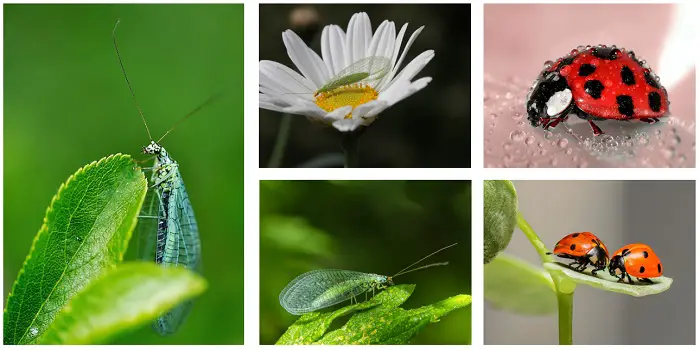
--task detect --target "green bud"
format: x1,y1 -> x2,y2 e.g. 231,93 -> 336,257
484,180 -> 518,264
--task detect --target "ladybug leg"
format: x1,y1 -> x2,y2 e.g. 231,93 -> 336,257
544,118 -> 562,130
626,273 -> 634,285
640,118 -> 659,124
588,120 -> 604,136
590,266 -> 604,277
637,278 -> 653,284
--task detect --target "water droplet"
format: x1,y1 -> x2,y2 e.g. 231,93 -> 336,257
510,131 -> 526,142
490,113 -> 497,119
29,328 -> 38,337
503,142 -> 513,150
662,146 -> 676,159
513,112 -> 522,120
679,154 -> 687,162
525,135 -> 536,145
557,139 -> 569,148
544,131 -> 554,139
76,236 -> 82,242
505,92 -> 513,99
565,148 -> 573,155
550,158 -> 558,166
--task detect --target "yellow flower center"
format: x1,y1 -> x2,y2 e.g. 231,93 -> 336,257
314,83 -> 379,119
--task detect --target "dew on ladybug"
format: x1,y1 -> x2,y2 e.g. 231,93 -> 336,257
547,232 -> 609,276
525,45 -> 670,136
608,243 -> 663,284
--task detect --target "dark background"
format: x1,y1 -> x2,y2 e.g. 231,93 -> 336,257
259,4 -> 472,168
260,180 -> 472,344
4,4 -> 243,344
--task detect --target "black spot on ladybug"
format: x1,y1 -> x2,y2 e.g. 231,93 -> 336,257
643,251 -> 649,258
578,64 -> 596,77
644,70 -> 661,89
616,95 -> 635,117
570,244 -> 576,251
648,92 -> 662,112
621,66 -> 636,85
592,47 -> 620,60
640,266 -> 646,274
621,248 -> 630,256
572,233 -> 580,237
584,80 -> 604,99
657,264 -> 662,273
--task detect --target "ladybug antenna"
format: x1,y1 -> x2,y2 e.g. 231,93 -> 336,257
112,19 -> 152,141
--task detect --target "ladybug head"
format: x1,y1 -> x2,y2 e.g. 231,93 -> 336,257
608,255 -> 625,277
525,71 -> 573,128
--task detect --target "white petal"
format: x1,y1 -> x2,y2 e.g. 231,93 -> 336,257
352,100 -> 387,118
321,25 -> 348,76
282,30 -> 325,87
345,12 -> 371,64
380,76 -> 432,106
378,23 -> 407,91
366,20 -> 390,59
260,60 -> 314,95
332,118 -> 365,132
385,50 -> 435,90
383,25 -> 425,90
323,105 -> 353,122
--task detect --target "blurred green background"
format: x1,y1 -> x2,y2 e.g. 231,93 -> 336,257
259,4 -> 472,168
260,180 -> 472,344
4,4 -> 243,344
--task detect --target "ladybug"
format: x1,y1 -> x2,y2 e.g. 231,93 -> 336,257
547,232 -> 609,276
608,243 -> 663,284
525,45 -> 670,135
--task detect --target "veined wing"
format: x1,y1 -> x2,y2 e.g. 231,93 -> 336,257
327,56 -> 391,86
154,166 -> 201,335
136,170 -> 159,263
279,269 -> 379,315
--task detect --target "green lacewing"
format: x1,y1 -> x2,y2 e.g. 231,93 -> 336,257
279,56 -> 392,97
279,243 -> 457,315
113,20 -> 214,335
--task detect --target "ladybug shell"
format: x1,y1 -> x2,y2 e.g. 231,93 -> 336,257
612,243 -> 663,278
549,46 -> 669,120
552,231 -> 609,260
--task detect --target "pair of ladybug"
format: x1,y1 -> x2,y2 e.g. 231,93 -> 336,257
549,232 -> 662,284
526,45 -> 670,136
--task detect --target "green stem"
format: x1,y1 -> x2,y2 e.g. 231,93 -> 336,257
557,291 -> 574,345
267,114 -> 293,168
341,132 -> 360,168
516,211 -> 553,263
517,210 -> 575,345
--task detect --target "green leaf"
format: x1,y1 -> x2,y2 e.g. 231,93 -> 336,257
4,154 -> 147,344
277,285 -> 471,345
484,180 -> 518,264
484,254 -> 556,315
544,262 -> 673,297
39,262 -> 207,344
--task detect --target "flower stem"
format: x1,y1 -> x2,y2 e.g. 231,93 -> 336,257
341,132 -> 360,168
517,211 -> 575,345
557,290 -> 574,345
267,114 -> 293,168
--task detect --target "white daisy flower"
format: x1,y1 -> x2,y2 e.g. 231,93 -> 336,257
259,12 -> 434,132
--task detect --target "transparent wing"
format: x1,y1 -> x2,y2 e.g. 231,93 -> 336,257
279,269 -> 378,315
153,166 -> 201,335
326,56 -> 391,87
136,169 -> 160,263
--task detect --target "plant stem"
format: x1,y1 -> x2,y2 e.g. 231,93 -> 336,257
557,290 -> 574,345
516,211 -> 553,263
267,114 -> 293,168
341,132 -> 360,168
517,210 -> 575,345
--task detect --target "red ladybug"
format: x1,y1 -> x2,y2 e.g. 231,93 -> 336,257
608,243 -> 663,284
526,45 -> 670,135
548,232 -> 609,276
